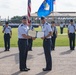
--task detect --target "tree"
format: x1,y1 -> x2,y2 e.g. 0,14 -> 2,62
10,16 -> 22,23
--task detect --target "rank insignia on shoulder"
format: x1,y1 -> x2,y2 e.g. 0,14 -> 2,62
46,23 -> 48,25
21,24 -> 23,26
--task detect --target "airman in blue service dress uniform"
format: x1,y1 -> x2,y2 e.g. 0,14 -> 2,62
28,21 -> 34,51
60,22 -> 64,34
51,21 -> 57,50
68,19 -> 76,50
18,16 -> 32,71
2,22 -> 12,51
41,17 -> 53,71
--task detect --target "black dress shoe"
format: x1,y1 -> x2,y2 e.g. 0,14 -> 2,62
70,49 -> 72,50
28,49 -> 32,51
26,68 -> 30,70
7,49 -> 10,51
72,48 -> 75,50
4,50 -> 8,51
43,68 -> 51,71
52,49 -> 55,51
70,49 -> 74,51
20,69 -> 28,72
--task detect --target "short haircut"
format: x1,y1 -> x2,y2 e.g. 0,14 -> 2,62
70,19 -> 73,22
22,16 -> 27,20
41,16 -> 45,20
51,21 -> 55,24
5,22 -> 9,24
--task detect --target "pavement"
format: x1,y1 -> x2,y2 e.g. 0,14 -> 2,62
0,47 -> 76,75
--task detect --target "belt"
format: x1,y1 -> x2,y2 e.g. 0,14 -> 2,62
69,33 -> 75,34
44,38 -> 51,41
18,39 -> 27,40
45,38 -> 51,39
4,33 -> 9,34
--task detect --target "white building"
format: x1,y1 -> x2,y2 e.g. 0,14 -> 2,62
31,12 -> 76,25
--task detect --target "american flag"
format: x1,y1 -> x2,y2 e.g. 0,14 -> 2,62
28,0 -> 31,23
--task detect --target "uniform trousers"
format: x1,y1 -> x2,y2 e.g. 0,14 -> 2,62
18,39 -> 28,70
28,38 -> 33,50
4,33 -> 10,50
69,33 -> 75,50
60,27 -> 63,34
51,37 -> 56,50
43,38 -> 52,69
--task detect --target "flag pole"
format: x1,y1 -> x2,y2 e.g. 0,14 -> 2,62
52,0 -> 55,21
27,0 -> 31,24
54,0 -> 56,20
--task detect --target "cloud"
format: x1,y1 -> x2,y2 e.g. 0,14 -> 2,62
0,0 -> 76,18
56,0 -> 76,12
0,0 -> 10,9
31,0 -> 43,13
0,0 -> 28,18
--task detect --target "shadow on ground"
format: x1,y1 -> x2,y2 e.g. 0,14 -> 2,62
12,71 -> 21,75
60,50 -> 73,55
0,51 -> 4,54
36,71 -> 49,75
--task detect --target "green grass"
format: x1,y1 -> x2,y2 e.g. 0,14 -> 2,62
34,26 -> 68,33
0,26 -> 72,47
56,35 -> 69,46
0,26 -> 18,47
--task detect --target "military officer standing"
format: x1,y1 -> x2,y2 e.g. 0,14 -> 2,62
51,21 -> 57,50
18,16 -> 32,71
2,22 -> 12,51
28,20 -> 34,51
41,17 -> 53,71
60,22 -> 64,34
68,19 -> 76,50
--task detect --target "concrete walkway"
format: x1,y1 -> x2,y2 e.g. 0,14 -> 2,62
0,47 -> 76,75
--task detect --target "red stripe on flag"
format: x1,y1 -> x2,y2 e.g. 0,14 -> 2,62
28,0 -> 31,23
28,6 -> 31,12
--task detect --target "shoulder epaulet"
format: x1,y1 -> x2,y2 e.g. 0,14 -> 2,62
21,24 -> 23,26
46,23 -> 49,25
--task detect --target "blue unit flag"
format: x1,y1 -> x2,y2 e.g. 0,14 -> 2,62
37,0 -> 53,17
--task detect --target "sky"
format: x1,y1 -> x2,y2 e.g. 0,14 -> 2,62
0,0 -> 76,19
